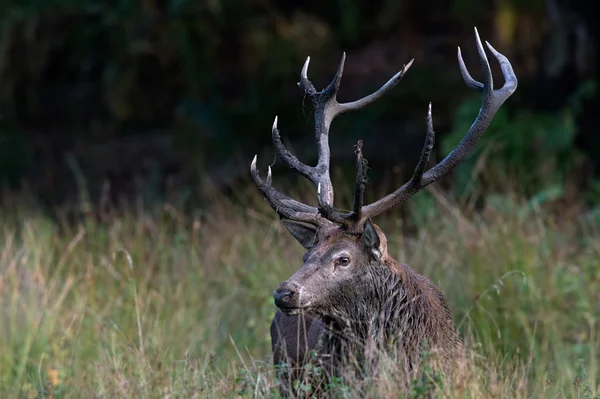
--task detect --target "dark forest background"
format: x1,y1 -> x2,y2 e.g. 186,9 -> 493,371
0,0 -> 598,215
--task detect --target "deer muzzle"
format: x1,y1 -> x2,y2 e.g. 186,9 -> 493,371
273,281 -> 303,314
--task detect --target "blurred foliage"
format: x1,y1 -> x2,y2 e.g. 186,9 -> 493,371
443,80 -> 597,197
0,0 -> 598,210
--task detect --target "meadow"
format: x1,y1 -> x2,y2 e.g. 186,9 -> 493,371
0,181 -> 598,398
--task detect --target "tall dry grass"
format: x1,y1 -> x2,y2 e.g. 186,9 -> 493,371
0,183 -> 598,398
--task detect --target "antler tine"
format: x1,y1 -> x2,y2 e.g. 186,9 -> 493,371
457,47 -> 484,91
250,155 -> 330,225
473,26 -> 493,94
359,28 -> 517,223
271,116 -> 313,180
338,59 -> 414,113
327,52 -> 347,96
299,56 -> 316,95
413,103 -> 436,183
349,140 -> 368,230
484,40 -> 518,98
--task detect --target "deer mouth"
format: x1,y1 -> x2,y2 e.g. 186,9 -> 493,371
276,297 -> 313,316
278,299 -> 314,316
279,305 -> 315,316
280,307 -> 301,316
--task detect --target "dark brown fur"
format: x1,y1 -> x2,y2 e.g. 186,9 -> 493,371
271,224 -> 465,395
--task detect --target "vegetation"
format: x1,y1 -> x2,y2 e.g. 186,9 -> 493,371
0,181 -> 598,398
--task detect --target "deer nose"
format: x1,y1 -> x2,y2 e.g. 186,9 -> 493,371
274,283 -> 298,309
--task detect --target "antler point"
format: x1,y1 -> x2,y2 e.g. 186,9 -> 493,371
301,57 -> 311,80
473,27 -> 484,48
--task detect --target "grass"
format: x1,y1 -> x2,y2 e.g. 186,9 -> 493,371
0,183 -> 598,398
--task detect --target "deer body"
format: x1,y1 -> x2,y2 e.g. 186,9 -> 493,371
250,28 -> 517,395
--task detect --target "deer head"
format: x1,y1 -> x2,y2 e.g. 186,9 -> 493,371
251,28 -> 517,322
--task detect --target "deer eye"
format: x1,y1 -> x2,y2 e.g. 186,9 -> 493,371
336,256 -> 350,267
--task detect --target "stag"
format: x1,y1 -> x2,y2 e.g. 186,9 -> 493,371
251,28 -> 517,395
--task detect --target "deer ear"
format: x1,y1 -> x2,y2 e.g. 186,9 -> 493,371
282,220 -> 318,249
362,219 -> 382,259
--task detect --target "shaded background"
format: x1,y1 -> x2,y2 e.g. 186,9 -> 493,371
0,0 -> 598,215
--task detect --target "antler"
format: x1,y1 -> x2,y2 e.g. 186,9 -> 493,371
251,52 -> 414,225
252,28 -> 516,232
335,28 -> 517,231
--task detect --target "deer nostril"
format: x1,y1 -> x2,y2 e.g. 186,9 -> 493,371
274,288 -> 297,308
